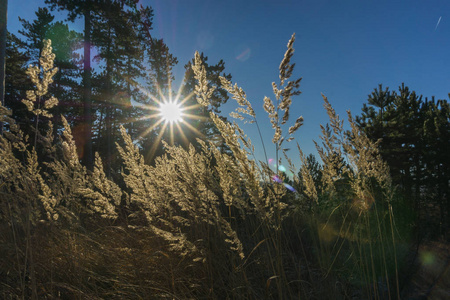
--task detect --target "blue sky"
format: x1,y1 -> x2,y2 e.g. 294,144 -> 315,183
7,0 -> 450,172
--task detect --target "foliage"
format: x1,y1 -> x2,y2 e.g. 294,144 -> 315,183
89,0 -> 149,176
4,32 -> 31,133
357,84 -> 450,234
1,34 -> 442,299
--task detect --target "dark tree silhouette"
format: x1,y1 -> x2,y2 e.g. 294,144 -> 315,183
0,0 -> 8,134
357,84 -> 450,233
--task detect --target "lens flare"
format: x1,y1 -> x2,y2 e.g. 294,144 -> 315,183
271,175 -> 297,193
283,183 -> 297,193
272,175 -> 282,183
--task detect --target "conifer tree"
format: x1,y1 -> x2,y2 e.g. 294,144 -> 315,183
4,32 -> 31,133
19,8 -> 54,65
357,84 -> 450,231
45,0 -> 98,169
45,0 -> 154,171
91,1 -> 134,175
88,1 -> 156,171
420,96 -> 450,229
357,84 -> 421,195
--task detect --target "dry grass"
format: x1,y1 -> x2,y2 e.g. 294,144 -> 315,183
0,36 -> 437,299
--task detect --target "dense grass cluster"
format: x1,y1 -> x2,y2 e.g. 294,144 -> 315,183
0,37 -> 433,299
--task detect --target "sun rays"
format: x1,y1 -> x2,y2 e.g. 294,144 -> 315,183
126,75 -> 209,162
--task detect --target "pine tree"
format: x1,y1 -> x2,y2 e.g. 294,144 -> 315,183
45,0 -> 99,169
91,1 -> 136,176
420,96 -> 450,230
18,8 -> 55,65
46,0 -> 154,171
4,32 -> 31,133
357,84 -> 420,195
89,1 -> 157,170
357,84 -> 450,232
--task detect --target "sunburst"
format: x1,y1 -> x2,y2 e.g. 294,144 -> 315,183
132,77 -> 210,162
159,100 -> 183,123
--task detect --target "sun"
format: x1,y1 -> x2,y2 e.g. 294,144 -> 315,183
120,62 -> 218,164
131,79 -> 209,162
159,101 -> 183,123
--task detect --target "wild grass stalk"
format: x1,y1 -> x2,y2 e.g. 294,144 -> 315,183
0,35 -> 408,299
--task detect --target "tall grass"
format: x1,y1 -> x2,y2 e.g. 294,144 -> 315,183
0,37 -> 408,299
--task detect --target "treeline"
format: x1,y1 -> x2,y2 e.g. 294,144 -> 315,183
4,0 -> 231,178
358,84 -> 449,234
297,84 -> 450,235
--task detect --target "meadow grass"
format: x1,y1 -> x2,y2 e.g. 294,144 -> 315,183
0,37 -> 415,299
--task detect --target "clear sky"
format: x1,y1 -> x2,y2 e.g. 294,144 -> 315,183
7,0 -> 450,173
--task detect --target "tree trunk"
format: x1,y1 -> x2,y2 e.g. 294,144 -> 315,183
106,26 -> 112,178
83,9 -> 93,170
0,0 -> 8,135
